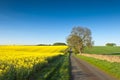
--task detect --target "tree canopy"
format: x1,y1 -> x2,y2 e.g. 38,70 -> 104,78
106,43 -> 116,47
67,26 -> 93,54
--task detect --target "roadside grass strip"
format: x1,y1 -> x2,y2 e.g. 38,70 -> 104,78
48,53 -> 70,80
30,55 -> 63,80
76,55 -> 120,80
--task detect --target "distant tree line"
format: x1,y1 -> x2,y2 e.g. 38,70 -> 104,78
106,43 -> 116,47
36,42 -> 66,46
36,44 -> 51,46
53,42 -> 66,46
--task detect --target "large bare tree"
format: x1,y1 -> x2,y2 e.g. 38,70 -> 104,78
67,26 -> 93,54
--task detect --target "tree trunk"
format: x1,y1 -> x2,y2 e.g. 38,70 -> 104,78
79,49 -> 82,54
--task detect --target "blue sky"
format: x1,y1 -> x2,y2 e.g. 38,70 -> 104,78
0,0 -> 120,45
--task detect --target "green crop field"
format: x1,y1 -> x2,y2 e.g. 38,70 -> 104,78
84,46 -> 120,55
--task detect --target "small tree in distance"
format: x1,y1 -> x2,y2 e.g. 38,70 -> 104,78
67,26 -> 93,54
106,43 -> 116,47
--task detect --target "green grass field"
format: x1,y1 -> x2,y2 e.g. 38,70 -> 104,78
84,46 -> 120,55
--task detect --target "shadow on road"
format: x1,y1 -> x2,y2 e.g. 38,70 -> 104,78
71,65 -> 96,80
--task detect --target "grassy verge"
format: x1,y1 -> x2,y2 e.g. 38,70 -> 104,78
76,54 -> 120,80
49,53 -> 70,80
30,53 -> 70,80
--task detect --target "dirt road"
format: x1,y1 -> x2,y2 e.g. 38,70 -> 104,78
70,54 -> 116,80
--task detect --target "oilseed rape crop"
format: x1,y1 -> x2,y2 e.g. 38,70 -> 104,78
0,46 -> 68,80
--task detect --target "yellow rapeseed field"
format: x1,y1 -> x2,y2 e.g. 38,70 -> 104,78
0,46 -> 67,80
